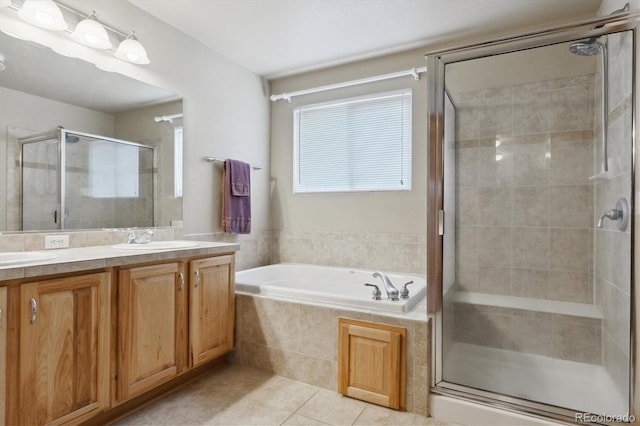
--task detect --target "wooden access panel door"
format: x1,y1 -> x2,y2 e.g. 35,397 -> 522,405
118,263 -> 187,401
338,318 -> 406,410
189,255 -> 235,367
19,273 -> 110,426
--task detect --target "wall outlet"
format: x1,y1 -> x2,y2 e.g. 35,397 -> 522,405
45,235 -> 69,249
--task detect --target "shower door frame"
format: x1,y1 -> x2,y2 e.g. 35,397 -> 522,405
426,13 -> 639,422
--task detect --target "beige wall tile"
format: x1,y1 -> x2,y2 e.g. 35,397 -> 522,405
549,228 -> 589,272
478,187 -> 512,226
512,186 -> 548,227
512,228 -> 548,270
478,227 -> 511,268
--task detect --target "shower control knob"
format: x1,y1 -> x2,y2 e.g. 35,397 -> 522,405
364,283 -> 382,300
400,281 -> 414,299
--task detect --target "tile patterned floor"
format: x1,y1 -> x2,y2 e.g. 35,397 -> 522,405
115,365 -> 459,426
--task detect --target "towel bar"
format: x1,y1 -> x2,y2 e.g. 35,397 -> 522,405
203,156 -> 262,170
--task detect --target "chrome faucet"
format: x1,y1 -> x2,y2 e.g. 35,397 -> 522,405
372,271 -> 399,301
597,198 -> 629,231
126,229 -> 154,244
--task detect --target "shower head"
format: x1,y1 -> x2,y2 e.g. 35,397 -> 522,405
569,39 -> 604,56
65,134 -> 80,143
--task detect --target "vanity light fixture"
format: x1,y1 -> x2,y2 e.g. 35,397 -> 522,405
115,32 -> 150,64
18,0 -> 68,31
9,0 -> 150,65
71,11 -> 112,50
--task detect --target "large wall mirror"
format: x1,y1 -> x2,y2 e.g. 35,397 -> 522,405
0,31 -> 183,232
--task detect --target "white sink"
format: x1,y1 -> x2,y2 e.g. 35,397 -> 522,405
0,251 -> 57,266
112,241 -> 200,250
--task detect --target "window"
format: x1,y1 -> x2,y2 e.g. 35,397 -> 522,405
89,141 -> 139,198
174,126 -> 183,198
293,89 -> 412,193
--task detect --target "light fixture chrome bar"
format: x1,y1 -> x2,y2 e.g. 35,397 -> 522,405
203,156 -> 262,171
270,66 -> 427,102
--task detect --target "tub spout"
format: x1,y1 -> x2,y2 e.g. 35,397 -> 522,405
372,271 -> 399,301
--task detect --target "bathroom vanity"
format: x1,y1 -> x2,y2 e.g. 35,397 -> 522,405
0,242 -> 238,425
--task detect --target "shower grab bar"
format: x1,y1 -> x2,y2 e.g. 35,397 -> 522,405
203,156 -> 262,170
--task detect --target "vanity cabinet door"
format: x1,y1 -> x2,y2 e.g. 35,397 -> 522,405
19,273 -> 110,426
0,287 -> 6,426
117,262 -> 187,401
189,255 -> 235,367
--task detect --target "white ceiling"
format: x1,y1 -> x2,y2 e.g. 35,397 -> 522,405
129,0 -> 603,79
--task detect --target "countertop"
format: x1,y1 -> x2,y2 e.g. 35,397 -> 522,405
0,241 -> 239,281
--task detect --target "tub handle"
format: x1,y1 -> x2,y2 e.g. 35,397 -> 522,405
364,283 -> 382,301
400,281 -> 414,299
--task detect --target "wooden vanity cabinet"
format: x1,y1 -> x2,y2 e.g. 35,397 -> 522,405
189,255 -> 235,367
117,262 -> 188,401
116,254 -> 235,401
0,287 -> 6,426
18,272 -> 110,426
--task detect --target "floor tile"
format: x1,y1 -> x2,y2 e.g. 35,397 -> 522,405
282,414 -> 331,425
245,374 -> 320,411
204,397 -> 293,425
296,389 -> 367,426
353,404 -> 427,426
115,365 -> 460,426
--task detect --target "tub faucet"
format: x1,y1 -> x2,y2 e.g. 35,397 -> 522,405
372,271 -> 399,301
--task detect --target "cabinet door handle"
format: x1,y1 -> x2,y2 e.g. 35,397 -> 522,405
178,272 -> 185,291
0,307 -> 3,326
194,270 -> 200,288
30,298 -> 38,324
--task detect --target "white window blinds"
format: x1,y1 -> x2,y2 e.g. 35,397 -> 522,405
294,89 -> 412,193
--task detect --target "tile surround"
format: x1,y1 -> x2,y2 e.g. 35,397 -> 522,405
453,75 -> 596,304
233,294 -> 430,416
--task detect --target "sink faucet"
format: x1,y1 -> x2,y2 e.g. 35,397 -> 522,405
126,229 -> 154,244
372,271 -> 399,301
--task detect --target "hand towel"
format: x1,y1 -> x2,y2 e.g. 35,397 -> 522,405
222,159 -> 251,234
229,159 -> 251,197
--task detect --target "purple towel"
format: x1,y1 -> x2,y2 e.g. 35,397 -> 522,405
222,159 -> 251,234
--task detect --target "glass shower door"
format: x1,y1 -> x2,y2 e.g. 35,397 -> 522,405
63,130 -> 154,229
438,30 -> 634,417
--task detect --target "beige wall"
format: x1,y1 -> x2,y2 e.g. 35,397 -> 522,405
270,48 -> 427,236
115,100 -> 183,227
269,48 -> 428,273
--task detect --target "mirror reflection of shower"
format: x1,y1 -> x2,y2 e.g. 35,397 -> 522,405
19,127 -> 155,231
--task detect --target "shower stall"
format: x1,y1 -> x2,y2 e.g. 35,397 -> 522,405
19,127 -> 154,230
427,11 -> 637,422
